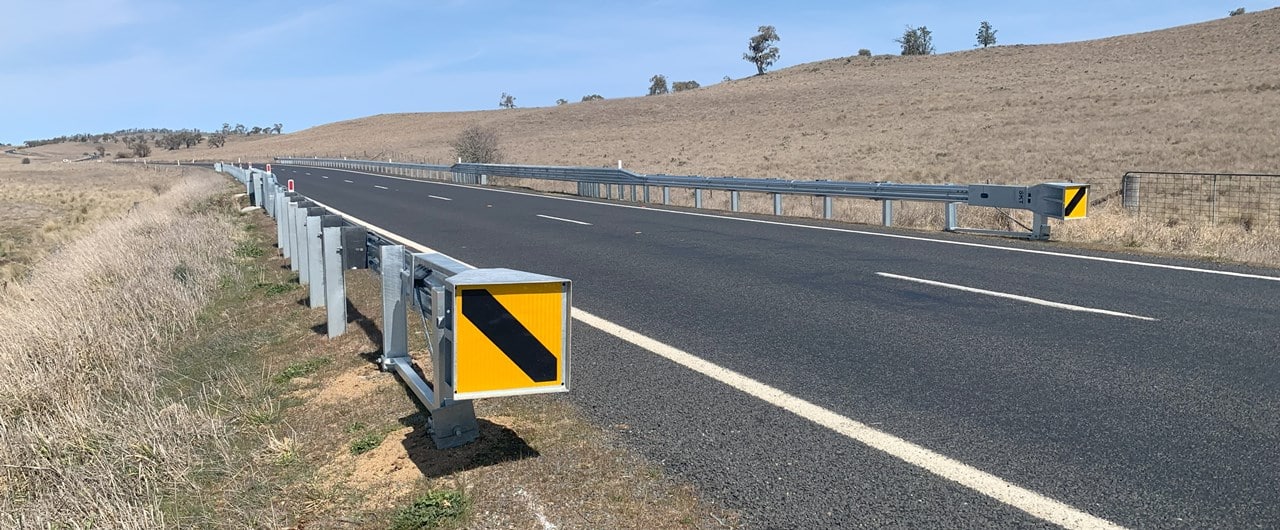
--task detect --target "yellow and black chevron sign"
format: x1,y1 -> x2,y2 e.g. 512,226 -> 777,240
1062,186 -> 1088,219
453,281 -> 569,399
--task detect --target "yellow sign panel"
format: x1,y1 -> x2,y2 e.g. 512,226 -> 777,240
1063,186 -> 1087,219
453,282 -> 567,399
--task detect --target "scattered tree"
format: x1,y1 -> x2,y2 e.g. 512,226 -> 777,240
672,80 -> 700,92
648,74 -> 669,96
272,123 -> 283,134
220,123 -> 232,135
858,48 -> 872,57
743,25 -> 781,75
556,98 -> 569,105
722,75 -> 732,82
125,136 -> 151,157
896,25 -> 935,55
233,123 -> 246,135
95,145 -> 106,157
498,92 -> 516,109
1229,7 -> 1246,16
208,133 -> 227,148
581,94 -> 604,102
976,21 -> 997,48
450,125 -> 502,164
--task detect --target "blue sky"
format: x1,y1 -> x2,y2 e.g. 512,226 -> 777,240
2,0 -> 1275,145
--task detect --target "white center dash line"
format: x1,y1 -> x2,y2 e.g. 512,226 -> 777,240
877,272 -> 1156,321
537,214 -> 592,226
321,176 -> 328,179
374,185 -> 388,190
428,195 -> 452,201
343,179 -> 354,183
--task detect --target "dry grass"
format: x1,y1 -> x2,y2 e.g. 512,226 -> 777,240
0,166 -> 237,527
0,158 -> 168,282
147,9 -> 1280,266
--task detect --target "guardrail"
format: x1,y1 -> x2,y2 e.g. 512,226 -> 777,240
216,162 -> 572,449
276,156 -> 1090,240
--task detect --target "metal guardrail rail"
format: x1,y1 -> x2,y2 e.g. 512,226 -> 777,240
216,162 -> 572,450
275,156 -> 1088,239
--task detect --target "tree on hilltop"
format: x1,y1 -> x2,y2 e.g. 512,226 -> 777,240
648,74 -> 669,96
896,25 -> 934,55
743,25 -> 781,75
977,21 -> 997,48
498,92 -> 517,109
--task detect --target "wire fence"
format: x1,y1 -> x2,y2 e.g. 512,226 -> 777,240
1121,171 -> 1280,229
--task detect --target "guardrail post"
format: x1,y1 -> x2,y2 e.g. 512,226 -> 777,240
773,193 -> 783,215
663,186 -> 670,205
630,185 -> 637,202
945,202 -> 959,231
823,196 -> 833,219
379,245 -> 409,369
283,200 -> 298,261
882,200 -> 894,227
732,191 -> 740,212
323,226 -> 346,338
695,189 -> 703,208
643,186 -> 650,203
307,216 -> 325,307
1032,213 -> 1051,240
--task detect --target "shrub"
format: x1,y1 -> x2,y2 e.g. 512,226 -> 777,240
858,48 -> 872,57
1229,7 -> 1246,16
20,157 -> 30,164
581,94 -> 604,102
672,80 -> 701,92
450,125 -> 502,164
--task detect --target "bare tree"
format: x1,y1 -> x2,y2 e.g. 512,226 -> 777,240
743,25 -> 781,75
450,125 -> 502,164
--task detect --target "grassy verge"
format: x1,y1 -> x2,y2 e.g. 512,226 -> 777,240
1,161 -> 735,528
164,206 -> 738,528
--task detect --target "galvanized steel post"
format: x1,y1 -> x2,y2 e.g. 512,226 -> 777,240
945,202 -> 959,231
695,189 -> 703,208
823,196 -> 833,219
306,216 -> 325,307
379,245 -> 409,369
323,226 -> 346,338
773,193 -> 783,215
732,191 -> 740,212
882,200 -> 894,227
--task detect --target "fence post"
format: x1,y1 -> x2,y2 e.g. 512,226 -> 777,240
379,245 -> 409,370
1122,173 -> 1140,211
323,226 -> 346,338
882,200 -> 894,227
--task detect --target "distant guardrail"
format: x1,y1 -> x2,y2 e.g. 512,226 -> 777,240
1122,171 -> 1280,229
275,157 -> 1091,240
217,162 -> 572,450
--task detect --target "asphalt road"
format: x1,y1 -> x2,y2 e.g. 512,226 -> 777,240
272,164 -> 1280,529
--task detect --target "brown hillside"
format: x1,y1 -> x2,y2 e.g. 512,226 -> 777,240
166,8 -> 1280,188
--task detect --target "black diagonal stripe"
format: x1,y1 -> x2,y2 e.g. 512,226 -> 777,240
1064,188 -> 1086,217
461,289 -> 557,382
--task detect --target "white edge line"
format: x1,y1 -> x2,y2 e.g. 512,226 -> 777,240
428,195 -> 452,201
537,214 -> 592,226
283,189 -> 1126,530
571,308 -> 1125,530
278,164 -> 1280,283
877,272 -> 1157,321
